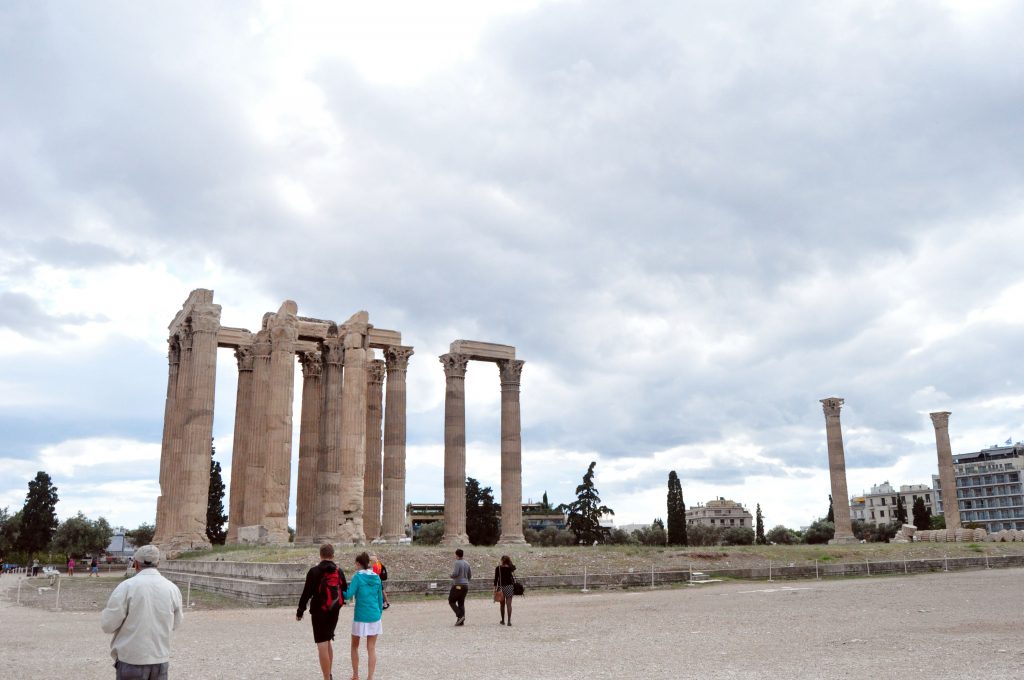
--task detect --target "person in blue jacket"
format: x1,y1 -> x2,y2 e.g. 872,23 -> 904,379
343,551 -> 384,680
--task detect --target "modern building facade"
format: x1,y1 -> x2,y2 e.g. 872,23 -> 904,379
686,498 -> 752,529
933,444 -> 1024,533
850,481 -> 935,527
406,502 -> 565,535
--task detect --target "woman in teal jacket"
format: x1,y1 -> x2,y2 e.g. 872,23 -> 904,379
343,552 -> 384,680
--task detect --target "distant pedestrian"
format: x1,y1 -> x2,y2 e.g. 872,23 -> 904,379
100,545 -> 184,679
344,552 -> 384,680
32,558 -> 39,576
370,553 -> 390,609
91,556 -> 100,577
296,543 -> 347,680
448,548 -> 471,626
68,557 -> 75,576
493,555 -> 517,626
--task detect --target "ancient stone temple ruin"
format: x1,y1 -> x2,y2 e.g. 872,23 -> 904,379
153,289 -> 413,552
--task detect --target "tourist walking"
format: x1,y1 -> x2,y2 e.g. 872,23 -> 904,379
370,553 -> 390,609
448,548 -> 471,626
297,543 -> 347,680
493,555 -> 518,626
91,556 -> 100,577
100,545 -> 184,679
344,552 -> 384,680
68,557 -> 75,576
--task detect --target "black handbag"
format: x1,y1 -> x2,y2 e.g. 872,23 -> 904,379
512,576 -> 525,596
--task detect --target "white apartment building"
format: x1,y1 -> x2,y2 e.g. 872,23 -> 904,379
851,481 -> 935,527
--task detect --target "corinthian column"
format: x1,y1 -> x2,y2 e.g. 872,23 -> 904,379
498,359 -> 527,545
821,397 -> 856,544
362,360 -> 386,541
294,350 -> 322,544
337,312 -> 370,544
440,352 -> 470,545
262,301 -> 298,544
226,347 -> 254,544
153,336 -> 182,545
168,301 -> 221,551
243,330 -> 272,529
314,326 -> 344,541
930,411 -> 961,530
382,346 -> 414,543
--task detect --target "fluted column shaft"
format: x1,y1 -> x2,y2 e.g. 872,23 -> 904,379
498,359 -> 527,545
226,347 -> 254,544
363,360 -> 386,541
243,330 -> 272,528
154,336 -> 182,545
337,317 -> 369,544
821,397 -> 855,544
930,411 -> 961,530
294,351 -> 323,544
262,302 -> 298,544
382,346 -> 414,543
314,329 -> 344,541
441,353 -> 470,545
169,303 -> 221,549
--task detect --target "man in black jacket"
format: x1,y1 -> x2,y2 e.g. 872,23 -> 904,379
296,544 -> 347,680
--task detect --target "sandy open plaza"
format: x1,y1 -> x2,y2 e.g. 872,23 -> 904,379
3,568 -> 1023,679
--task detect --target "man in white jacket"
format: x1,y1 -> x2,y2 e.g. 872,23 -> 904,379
100,545 -> 184,679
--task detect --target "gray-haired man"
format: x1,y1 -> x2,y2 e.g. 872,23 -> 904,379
101,545 -> 184,679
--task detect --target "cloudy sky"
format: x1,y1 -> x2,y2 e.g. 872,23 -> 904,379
2,1 -> 1023,534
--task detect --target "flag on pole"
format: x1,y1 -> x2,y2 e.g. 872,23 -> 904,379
1006,438 -> 1013,445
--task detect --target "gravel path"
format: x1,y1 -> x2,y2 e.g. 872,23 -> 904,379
2,569 -> 1023,679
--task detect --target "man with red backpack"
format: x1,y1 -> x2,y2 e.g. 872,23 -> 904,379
297,544 -> 348,680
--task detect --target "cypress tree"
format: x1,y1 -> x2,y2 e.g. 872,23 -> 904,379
667,471 -> 687,546
755,504 -> 766,544
826,494 -> 835,523
206,444 -> 227,545
559,461 -> 614,543
18,471 -> 59,555
895,495 -> 908,525
911,497 -> 930,530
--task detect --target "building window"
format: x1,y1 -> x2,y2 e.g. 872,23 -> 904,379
739,519 -> 745,526
730,519 -> 735,526
880,510 -> 885,517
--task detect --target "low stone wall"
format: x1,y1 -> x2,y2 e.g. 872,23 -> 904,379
163,554 -> 1024,606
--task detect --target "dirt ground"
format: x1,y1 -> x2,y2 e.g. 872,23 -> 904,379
2,567 -> 1023,679
175,540 -> 1024,581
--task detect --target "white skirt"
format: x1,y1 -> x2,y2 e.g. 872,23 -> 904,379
352,620 -> 382,638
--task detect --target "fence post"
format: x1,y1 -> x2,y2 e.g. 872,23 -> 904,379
650,564 -> 655,589
943,555 -> 948,572
903,558 -> 907,575
985,554 -> 990,569
17,578 -> 22,604
768,560 -> 773,582
55,575 -> 62,610
187,579 -> 192,607
581,567 -> 589,593
866,559 -> 870,577
815,559 -> 819,580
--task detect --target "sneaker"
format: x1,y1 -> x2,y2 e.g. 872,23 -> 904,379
455,617 -> 465,626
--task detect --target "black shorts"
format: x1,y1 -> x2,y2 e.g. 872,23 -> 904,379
311,606 -> 341,643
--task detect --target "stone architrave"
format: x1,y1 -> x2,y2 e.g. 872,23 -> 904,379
497,359 -> 528,545
363,359 -> 386,541
382,346 -> 414,543
337,312 -> 370,544
294,350 -> 322,544
261,301 -> 298,544
440,352 -> 471,545
821,397 -> 856,544
930,411 -> 962,530
242,330 -> 272,529
314,325 -> 344,541
166,300 -> 221,550
153,336 -> 182,545
226,347 -> 254,544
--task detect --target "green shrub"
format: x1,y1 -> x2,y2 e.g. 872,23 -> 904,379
803,520 -> 834,544
415,521 -> 444,545
765,525 -> 798,545
721,527 -> 754,546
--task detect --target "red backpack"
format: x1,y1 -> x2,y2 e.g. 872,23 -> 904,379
318,567 -> 343,612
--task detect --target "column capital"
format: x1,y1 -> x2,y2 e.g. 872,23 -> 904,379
299,350 -> 322,378
252,329 -> 272,358
320,327 -> 344,366
385,345 -> 415,371
821,397 -> 844,417
269,300 -> 299,346
498,359 -> 525,386
440,352 -> 470,379
188,302 -> 222,334
367,359 -> 387,385
168,336 -> 181,365
929,411 -> 951,428
235,346 -> 254,372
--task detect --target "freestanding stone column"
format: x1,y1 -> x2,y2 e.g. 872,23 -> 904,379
497,359 -> 527,545
262,301 -> 298,544
821,397 -> 856,544
930,411 -> 961,530
314,326 -> 345,542
294,350 -> 322,544
167,301 -> 221,550
243,330 -> 272,529
363,360 -> 386,541
153,336 -> 182,545
226,346 -> 254,544
337,312 -> 370,544
382,346 -> 414,543
440,352 -> 470,545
